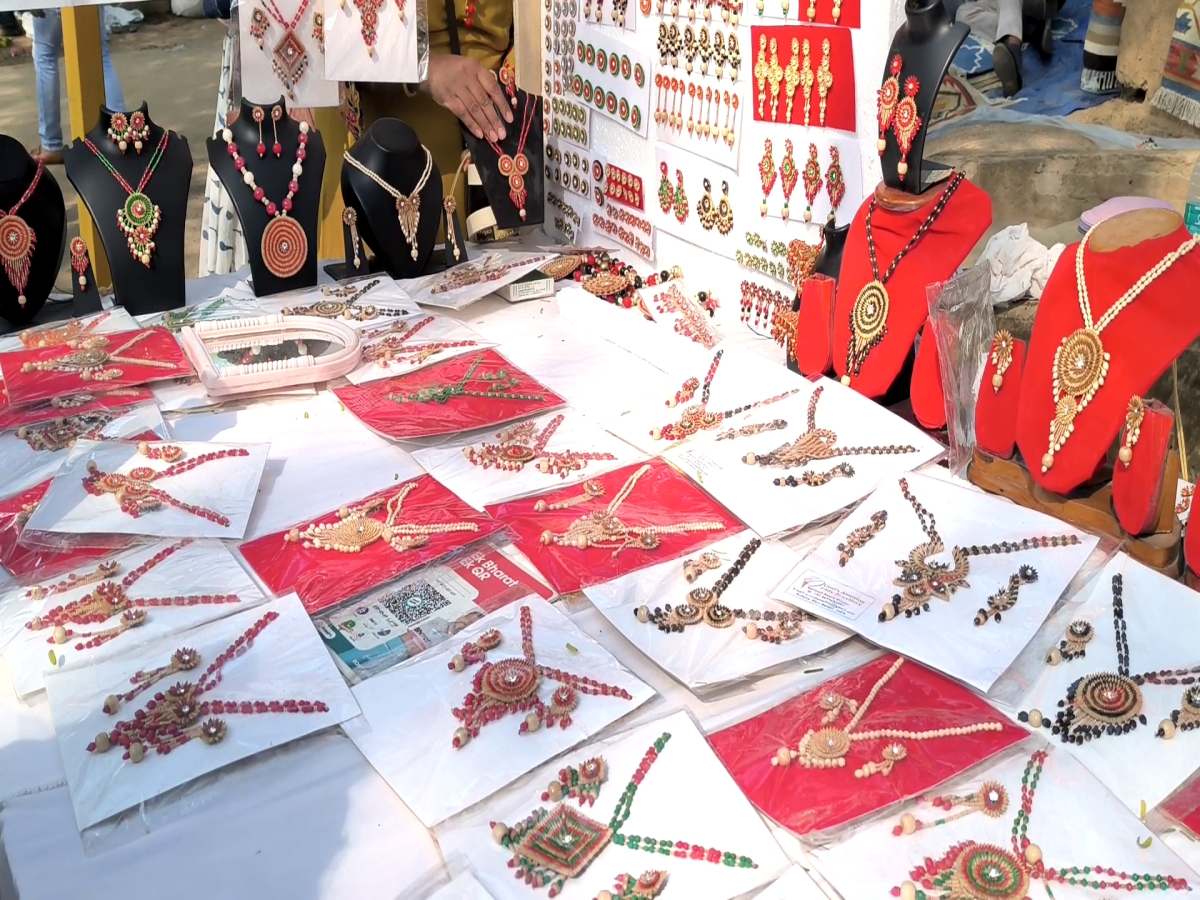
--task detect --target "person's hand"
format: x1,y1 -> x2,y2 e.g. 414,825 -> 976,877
424,54 -> 513,142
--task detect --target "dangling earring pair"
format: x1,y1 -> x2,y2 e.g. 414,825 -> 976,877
697,177 -> 717,231
251,105 -> 285,159
107,110 -> 150,154
876,54 -> 923,180
658,161 -> 674,214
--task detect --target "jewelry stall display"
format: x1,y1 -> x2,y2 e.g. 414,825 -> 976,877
344,314 -> 490,384
749,25 -> 855,131
241,0 -> 337,107
584,530 -> 852,694
487,459 -> 741,594
811,747 -> 1194,900
323,0 -> 419,82
237,474 -> 504,615
0,308 -> 138,354
0,538 -> 267,700
20,439 -> 270,542
411,409 -> 639,510
0,327 -> 192,407
572,28 -> 652,136
709,654 -> 1023,837
1014,553 -> 1200,814
42,594 -> 359,832
341,597 -> 654,827
752,125 -> 862,225
334,348 -> 566,441
771,470 -> 1098,693
663,378 -> 939,538
651,147 -> 737,257
740,278 -> 788,339
434,710 -> 788,900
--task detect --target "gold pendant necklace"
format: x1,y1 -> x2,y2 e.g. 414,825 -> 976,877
1041,227 -> 1199,473
342,147 -> 433,261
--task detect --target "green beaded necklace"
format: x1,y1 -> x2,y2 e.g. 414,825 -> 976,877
82,130 -> 170,268
387,353 -> 547,405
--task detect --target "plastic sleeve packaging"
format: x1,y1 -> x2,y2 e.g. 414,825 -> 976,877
20,439 -> 271,548
254,275 -> 421,325
486,458 -> 744,594
432,708 -> 792,900
346,313 -> 495,385
0,538 -> 269,701
401,857 -> 499,900
403,252 -> 557,310
925,264 -> 995,475
310,538 -> 555,685
1157,773 -> 1200,840
237,473 -> 507,615
0,386 -> 155,433
42,593 -> 361,836
706,654 -> 1028,841
582,531 -> 853,696
344,595 -> 655,827
136,294 -> 265,332
0,308 -> 138,354
746,864 -> 831,900
334,348 -> 568,441
810,740 -> 1198,899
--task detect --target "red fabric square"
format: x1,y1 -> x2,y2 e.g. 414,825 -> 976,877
749,24 -> 856,131
0,327 -> 192,406
237,474 -> 506,615
796,0 -> 860,27
707,654 -> 1027,837
0,480 -> 130,580
334,349 -> 566,440
1112,400 -> 1173,536
486,459 -> 743,593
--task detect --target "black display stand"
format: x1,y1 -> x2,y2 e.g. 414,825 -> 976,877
206,97 -> 326,297
880,0 -> 968,194
342,118 -> 443,280
63,104 -> 191,315
813,217 -> 850,282
70,239 -> 102,315
460,88 -> 545,230
0,135 -> 66,326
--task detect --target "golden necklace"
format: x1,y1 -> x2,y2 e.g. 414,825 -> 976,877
1042,228 -> 1199,473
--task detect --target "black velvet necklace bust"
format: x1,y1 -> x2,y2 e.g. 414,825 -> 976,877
814,217 -> 850,281
461,88 -> 545,231
206,96 -> 325,297
63,103 -> 191,314
0,135 -> 66,326
880,0 -> 968,194
342,118 -> 442,279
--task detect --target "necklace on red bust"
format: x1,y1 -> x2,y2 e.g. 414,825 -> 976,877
0,160 -> 44,307
485,94 -> 538,221
221,118 -> 311,279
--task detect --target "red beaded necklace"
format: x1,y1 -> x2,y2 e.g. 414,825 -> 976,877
0,160 -> 44,308
86,609 -> 330,764
485,94 -> 538,221
464,413 -> 617,476
24,539 -> 242,651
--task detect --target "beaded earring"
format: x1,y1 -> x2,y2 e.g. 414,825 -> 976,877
673,169 -> 688,224
683,550 -> 720,583
892,73 -> 922,180
893,781 -> 1009,836
697,177 -> 717,230
973,565 -> 1038,626
877,55 -> 902,155
270,104 -> 284,158
311,10 -> 325,51
825,145 -> 845,220
1119,395 -> 1144,465
753,33 -> 768,117
70,237 -> 89,292
657,162 -> 673,214
758,138 -> 776,216
817,38 -> 833,126
990,330 -> 1014,392
252,106 -> 267,158
800,38 -> 815,127
716,181 -> 734,235
541,757 -> 607,806
802,142 -> 822,223
767,37 -> 783,121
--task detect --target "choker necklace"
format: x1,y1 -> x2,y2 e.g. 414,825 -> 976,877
843,171 -> 964,385
222,119 -> 311,279
343,146 -> 433,261
0,160 -> 44,307
83,130 -> 170,267
486,94 -> 538,221
1041,227 -> 1199,473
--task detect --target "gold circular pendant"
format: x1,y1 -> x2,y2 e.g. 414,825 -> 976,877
1054,328 -> 1106,398
852,280 -> 889,343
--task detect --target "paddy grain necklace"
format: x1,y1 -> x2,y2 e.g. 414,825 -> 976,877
0,159 -> 43,306
486,94 -> 539,222
343,146 -> 432,260
83,130 -> 170,267
464,413 -> 616,476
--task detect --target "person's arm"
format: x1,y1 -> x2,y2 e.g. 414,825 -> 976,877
423,54 -> 513,142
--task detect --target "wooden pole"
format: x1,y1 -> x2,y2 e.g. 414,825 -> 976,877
61,6 -> 110,288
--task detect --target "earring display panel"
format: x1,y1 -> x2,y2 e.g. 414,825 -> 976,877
581,0 -> 637,32
799,0 -> 859,27
771,471 -> 1100,693
549,95 -> 592,150
654,23 -> 743,85
571,25 -> 652,136
324,0 -> 420,82
651,145 -> 737,259
652,68 -> 745,168
545,137 -> 592,201
742,122 -> 861,226
1013,553 -> 1200,816
241,0 -> 339,108
748,24 -> 855,132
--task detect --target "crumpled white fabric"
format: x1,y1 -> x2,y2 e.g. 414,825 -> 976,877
978,223 -> 1065,305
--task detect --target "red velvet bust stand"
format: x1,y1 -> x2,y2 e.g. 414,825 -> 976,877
974,336 -> 1026,459
1016,209 -> 1200,494
827,175 -> 992,425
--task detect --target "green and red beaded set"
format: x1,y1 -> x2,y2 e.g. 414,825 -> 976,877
491,731 -> 758,898
891,749 -> 1190,900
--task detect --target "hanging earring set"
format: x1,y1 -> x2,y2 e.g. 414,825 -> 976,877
251,105 -> 286,158
876,54 -> 923,181
695,178 -> 734,234
755,34 -> 831,125
107,110 -> 150,153
760,138 -> 844,222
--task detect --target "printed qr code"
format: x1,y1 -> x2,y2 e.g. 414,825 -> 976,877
380,581 -> 450,626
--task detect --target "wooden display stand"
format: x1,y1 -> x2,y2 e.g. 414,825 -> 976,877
968,449 -> 1182,575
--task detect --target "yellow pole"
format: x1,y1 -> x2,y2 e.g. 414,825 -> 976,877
61,6 -> 110,288
313,106 -> 349,262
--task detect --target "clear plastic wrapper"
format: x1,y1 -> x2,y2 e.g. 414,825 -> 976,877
411,408 -> 645,510
334,349 -> 568,441
150,376 -> 317,414
770,470 -> 1101,693
0,327 -> 193,406
811,742 -> 1198,900
324,0 -> 428,82
0,539 -> 269,700
21,439 -> 270,546
926,263 -> 994,473
1008,552 -> 1200,815
663,376 -> 945,538
706,654 -> 1027,840
0,386 -> 154,434
583,532 -> 853,695
413,867 -> 497,900
433,708 -> 791,900
0,400 -> 165,501
42,593 -> 360,833
312,541 -> 555,685
642,281 -> 722,350
136,293 -> 265,332
0,308 -> 137,354
237,473 -> 505,615
346,313 -> 494,385
747,865 -> 830,900
0,480 -> 130,581
345,595 -> 655,827
178,313 -> 362,397
254,275 -> 421,326
486,459 -> 744,594
402,251 -> 556,310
